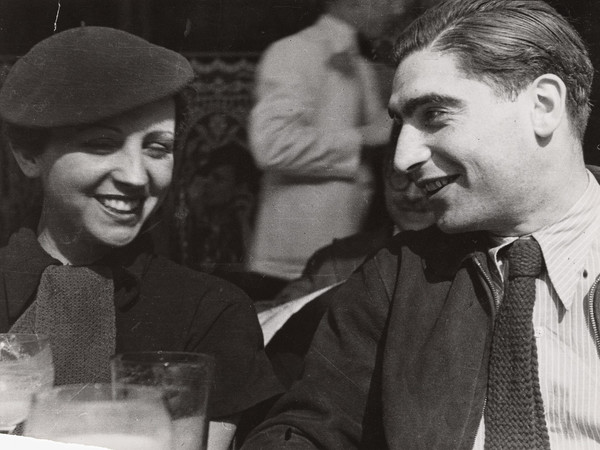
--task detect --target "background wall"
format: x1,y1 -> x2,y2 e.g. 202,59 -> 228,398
0,0 -> 598,160
1,0 -> 599,254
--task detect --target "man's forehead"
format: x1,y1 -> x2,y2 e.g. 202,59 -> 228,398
392,50 -> 462,93
389,50 -> 485,114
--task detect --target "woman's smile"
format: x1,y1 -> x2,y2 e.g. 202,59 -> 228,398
95,195 -> 145,215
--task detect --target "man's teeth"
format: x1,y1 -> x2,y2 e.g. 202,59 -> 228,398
424,177 -> 453,194
98,197 -> 141,212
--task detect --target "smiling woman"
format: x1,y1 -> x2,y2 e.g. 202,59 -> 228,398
13,99 -> 176,265
0,26 -> 282,450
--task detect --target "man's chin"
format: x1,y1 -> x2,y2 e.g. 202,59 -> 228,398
434,216 -> 475,234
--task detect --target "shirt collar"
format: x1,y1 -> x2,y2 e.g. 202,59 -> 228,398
489,170 -> 600,309
1,228 -> 61,325
317,13 -> 359,53
1,228 -> 149,322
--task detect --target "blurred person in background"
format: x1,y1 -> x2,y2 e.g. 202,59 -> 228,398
259,142 -> 434,390
186,142 -> 260,275
266,140 -> 434,308
247,0 -> 414,292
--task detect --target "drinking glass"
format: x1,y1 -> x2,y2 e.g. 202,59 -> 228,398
24,383 -> 172,449
111,352 -> 215,450
0,333 -> 54,433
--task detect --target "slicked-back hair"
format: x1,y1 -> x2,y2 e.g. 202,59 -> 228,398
394,0 -> 594,140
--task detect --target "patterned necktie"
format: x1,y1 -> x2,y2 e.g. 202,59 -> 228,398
484,237 -> 550,449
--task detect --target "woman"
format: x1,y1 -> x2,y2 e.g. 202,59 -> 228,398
0,26 -> 281,449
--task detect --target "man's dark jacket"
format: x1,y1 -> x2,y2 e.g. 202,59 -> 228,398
243,210 -> 600,449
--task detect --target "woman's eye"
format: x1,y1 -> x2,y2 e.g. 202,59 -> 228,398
145,141 -> 174,159
81,138 -> 121,153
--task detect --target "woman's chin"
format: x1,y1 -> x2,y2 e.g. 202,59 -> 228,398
89,227 -> 141,249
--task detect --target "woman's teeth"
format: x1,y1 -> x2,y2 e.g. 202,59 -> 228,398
98,197 -> 141,213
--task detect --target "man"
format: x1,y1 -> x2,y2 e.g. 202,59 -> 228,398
247,0 -> 409,283
242,0 -> 599,448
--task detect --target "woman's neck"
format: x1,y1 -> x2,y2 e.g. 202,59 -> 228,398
37,228 -> 110,266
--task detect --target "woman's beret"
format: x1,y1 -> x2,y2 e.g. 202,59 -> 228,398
0,26 -> 194,128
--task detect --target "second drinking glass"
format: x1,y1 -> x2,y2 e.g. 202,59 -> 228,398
111,351 -> 215,450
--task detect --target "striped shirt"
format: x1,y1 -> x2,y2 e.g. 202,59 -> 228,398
473,171 -> 600,449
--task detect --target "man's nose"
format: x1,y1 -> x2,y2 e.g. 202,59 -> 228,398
393,123 -> 431,174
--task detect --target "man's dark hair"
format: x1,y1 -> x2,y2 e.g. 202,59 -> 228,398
394,0 -> 594,140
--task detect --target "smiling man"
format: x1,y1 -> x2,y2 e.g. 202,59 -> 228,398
242,0 -> 600,449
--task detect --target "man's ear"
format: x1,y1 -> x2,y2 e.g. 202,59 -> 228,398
530,73 -> 567,139
10,146 -> 42,178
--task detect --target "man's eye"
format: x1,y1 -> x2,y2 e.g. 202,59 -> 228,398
423,109 -> 446,126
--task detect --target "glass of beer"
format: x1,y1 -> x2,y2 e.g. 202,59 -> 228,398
24,383 -> 172,449
0,333 -> 54,433
111,352 -> 215,450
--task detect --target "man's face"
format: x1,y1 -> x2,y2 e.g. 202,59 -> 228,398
384,164 -> 435,231
389,50 -> 541,235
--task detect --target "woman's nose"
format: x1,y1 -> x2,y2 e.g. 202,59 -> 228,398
393,123 -> 431,175
112,146 -> 149,187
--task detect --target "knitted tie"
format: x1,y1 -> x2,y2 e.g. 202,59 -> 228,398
484,237 -> 550,449
10,265 -> 116,385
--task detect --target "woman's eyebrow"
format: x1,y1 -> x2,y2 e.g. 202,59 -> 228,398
144,130 -> 174,140
74,123 -> 121,134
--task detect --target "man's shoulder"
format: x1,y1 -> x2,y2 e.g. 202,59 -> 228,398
323,226 -> 392,260
368,226 -> 486,279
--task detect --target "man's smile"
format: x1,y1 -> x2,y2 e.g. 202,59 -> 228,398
418,175 -> 460,196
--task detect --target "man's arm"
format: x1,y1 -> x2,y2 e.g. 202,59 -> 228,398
249,39 -> 390,180
242,252 -> 395,449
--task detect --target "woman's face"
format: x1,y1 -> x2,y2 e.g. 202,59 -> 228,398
29,98 -> 175,263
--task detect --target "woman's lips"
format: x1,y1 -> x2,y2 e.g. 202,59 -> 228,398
95,195 -> 143,214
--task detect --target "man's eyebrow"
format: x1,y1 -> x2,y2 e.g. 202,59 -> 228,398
393,94 -> 464,119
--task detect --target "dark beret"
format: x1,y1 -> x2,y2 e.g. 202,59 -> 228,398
0,26 -> 194,128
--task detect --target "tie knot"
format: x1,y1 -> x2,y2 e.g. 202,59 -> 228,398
507,237 -> 544,278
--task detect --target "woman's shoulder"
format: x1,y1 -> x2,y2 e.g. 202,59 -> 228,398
141,253 -> 252,306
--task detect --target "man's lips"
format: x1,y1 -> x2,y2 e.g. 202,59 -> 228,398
418,175 -> 460,196
95,195 -> 144,214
